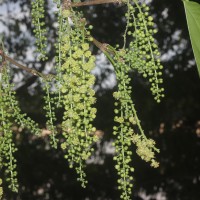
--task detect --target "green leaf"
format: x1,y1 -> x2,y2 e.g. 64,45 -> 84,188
183,0 -> 200,76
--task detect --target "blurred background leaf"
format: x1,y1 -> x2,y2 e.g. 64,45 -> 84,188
183,0 -> 200,76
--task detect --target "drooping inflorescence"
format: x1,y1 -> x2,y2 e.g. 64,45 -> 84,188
0,59 -> 41,194
123,0 -> 164,102
112,51 -> 136,200
54,0 -> 64,106
103,45 -> 160,199
31,0 -> 48,61
43,81 -> 58,148
0,0 -> 164,199
57,9 -> 98,187
0,89 -> 18,193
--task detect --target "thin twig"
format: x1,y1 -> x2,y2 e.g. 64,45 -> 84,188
0,51 -> 54,80
92,37 -> 107,52
0,49 -> 6,72
71,0 -> 122,7
92,37 -> 116,55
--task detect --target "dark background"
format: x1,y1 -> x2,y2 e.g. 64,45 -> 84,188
0,0 -> 200,199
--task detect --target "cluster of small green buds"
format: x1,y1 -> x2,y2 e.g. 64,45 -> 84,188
54,0 -> 65,105
0,0 -> 164,198
59,10 -> 98,187
104,9 -> 162,198
31,0 -> 48,61
43,81 -> 58,148
110,48 -> 160,199
112,55 -> 135,200
0,85 -> 18,192
132,134 -> 159,168
1,134 -> 18,192
1,67 -> 41,136
123,0 -> 164,102
0,62 -> 42,193
113,121 -> 134,200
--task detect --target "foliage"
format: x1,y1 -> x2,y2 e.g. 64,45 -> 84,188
183,0 -> 200,76
0,0 -> 172,199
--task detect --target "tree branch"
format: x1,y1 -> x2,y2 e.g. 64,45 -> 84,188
92,37 -> 116,55
0,51 -> 54,81
71,0 -> 122,7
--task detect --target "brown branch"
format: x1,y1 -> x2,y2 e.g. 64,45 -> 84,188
1,41 -> 115,82
0,51 -> 54,80
92,37 -> 107,52
63,0 -> 71,9
92,37 -> 116,55
0,49 -> 6,71
71,0 -> 122,7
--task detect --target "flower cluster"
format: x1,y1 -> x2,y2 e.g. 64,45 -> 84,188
107,48 -> 160,199
0,68 -> 19,193
112,56 -> 135,200
31,0 -> 47,61
123,0 -> 164,102
1,0 -> 165,198
1,68 -> 41,136
43,81 -> 58,148
54,0 -> 64,106
113,121 -> 134,200
0,63 -> 41,193
58,10 -> 98,187
132,134 -> 159,168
